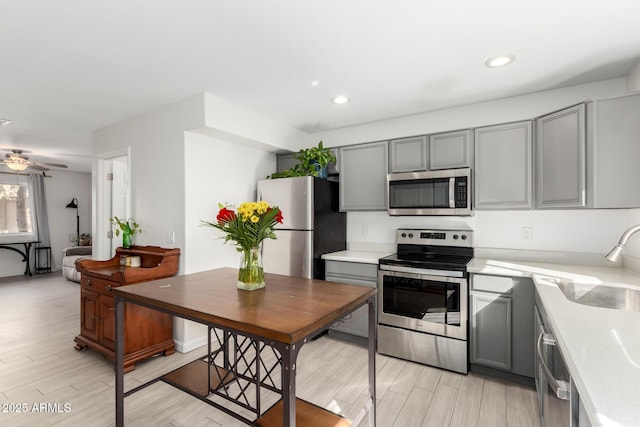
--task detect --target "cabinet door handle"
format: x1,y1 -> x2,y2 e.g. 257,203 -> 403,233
105,285 -> 112,292
536,332 -> 570,400
84,279 -> 92,287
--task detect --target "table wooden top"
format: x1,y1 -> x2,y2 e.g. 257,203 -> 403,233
112,267 -> 376,344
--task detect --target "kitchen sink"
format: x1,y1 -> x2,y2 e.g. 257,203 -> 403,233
555,279 -> 640,312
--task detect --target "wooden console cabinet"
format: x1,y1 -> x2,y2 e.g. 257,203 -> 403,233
74,246 -> 180,372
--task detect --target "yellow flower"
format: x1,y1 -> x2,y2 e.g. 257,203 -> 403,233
251,215 -> 259,223
257,201 -> 269,214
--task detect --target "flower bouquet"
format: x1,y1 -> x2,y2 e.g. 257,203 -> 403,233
202,201 -> 283,290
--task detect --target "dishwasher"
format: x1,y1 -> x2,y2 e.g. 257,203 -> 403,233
534,289 -> 591,427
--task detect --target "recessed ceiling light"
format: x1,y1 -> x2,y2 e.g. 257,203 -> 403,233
0,118 -> 11,126
331,95 -> 350,104
485,54 -> 515,68
311,80 -> 319,86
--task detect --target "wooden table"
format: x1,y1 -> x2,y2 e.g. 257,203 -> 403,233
113,267 -> 377,426
0,240 -> 39,275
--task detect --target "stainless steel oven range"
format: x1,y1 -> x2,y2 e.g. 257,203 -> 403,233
378,228 -> 473,374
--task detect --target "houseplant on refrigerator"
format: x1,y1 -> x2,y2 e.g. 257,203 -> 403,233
268,141 -> 336,179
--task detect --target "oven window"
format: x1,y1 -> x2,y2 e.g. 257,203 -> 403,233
382,275 -> 460,325
388,178 -> 450,209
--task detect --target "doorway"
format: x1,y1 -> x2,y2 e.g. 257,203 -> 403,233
95,148 -> 130,260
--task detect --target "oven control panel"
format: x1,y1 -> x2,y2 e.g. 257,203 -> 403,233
396,228 -> 473,246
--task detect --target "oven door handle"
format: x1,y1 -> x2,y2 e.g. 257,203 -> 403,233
536,331 -> 570,400
379,263 -> 464,278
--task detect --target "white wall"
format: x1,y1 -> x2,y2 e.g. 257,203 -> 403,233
93,94 -> 206,264
307,78 -> 636,258
184,131 -> 276,275
0,170 -> 91,278
202,93 -> 312,153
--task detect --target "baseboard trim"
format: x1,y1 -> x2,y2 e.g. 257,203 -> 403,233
173,335 -> 208,353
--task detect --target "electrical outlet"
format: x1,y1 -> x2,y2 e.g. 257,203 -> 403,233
166,231 -> 175,243
361,224 -> 370,238
521,227 -> 533,241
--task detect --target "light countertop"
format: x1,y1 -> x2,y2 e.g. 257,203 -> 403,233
470,257 -> 640,427
321,250 -> 393,264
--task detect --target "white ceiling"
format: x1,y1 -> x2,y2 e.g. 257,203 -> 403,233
1,0 -> 639,173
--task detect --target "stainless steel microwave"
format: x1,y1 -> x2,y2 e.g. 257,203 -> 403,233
387,168 -> 472,216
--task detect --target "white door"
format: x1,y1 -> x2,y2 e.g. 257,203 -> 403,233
110,156 -> 129,255
95,148 -> 130,261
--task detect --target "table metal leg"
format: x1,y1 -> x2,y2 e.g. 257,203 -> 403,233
368,296 -> 377,426
0,243 -> 34,275
24,243 -> 32,275
281,343 -> 298,427
115,295 -> 125,427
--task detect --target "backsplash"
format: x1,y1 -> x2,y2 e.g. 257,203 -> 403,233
347,209 -> 636,256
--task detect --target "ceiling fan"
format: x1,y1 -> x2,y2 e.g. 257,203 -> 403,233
1,149 -> 69,172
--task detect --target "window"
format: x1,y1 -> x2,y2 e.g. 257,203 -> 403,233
0,175 -> 34,241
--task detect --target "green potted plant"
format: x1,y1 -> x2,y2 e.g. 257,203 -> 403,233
75,233 -> 92,246
268,141 -> 336,179
110,216 -> 142,248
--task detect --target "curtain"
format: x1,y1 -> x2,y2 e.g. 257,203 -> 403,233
29,173 -> 51,247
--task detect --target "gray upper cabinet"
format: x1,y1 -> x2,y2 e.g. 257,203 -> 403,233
339,141 -> 389,211
535,104 -> 586,208
276,153 -> 298,172
474,121 -> 533,209
429,129 -> 473,170
389,136 -> 428,172
587,93 -> 640,208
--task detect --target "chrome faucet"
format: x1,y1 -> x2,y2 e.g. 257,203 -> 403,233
605,224 -> 640,262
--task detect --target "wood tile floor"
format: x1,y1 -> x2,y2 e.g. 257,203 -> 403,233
0,273 -> 540,426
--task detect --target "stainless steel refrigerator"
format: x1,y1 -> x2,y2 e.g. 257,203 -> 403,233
257,176 -> 346,279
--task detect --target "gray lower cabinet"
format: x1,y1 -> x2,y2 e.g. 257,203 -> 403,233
535,104 -> 586,208
474,121 -> 533,209
471,291 -> 512,370
389,136 -> 428,172
325,260 -> 377,338
339,141 -> 389,211
429,129 -> 473,170
587,93 -> 640,208
470,274 -> 535,378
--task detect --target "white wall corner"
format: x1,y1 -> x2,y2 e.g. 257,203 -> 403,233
203,92 -> 313,152
626,60 -> 640,93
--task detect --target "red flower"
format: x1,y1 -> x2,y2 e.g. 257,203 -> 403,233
274,208 -> 284,224
216,207 -> 237,224
266,207 -> 284,224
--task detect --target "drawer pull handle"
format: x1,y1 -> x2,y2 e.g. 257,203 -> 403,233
84,279 -> 92,287
105,285 -> 113,292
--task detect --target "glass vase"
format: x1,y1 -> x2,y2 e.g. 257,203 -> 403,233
122,230 -> 132,248
237,245 -> 265,291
